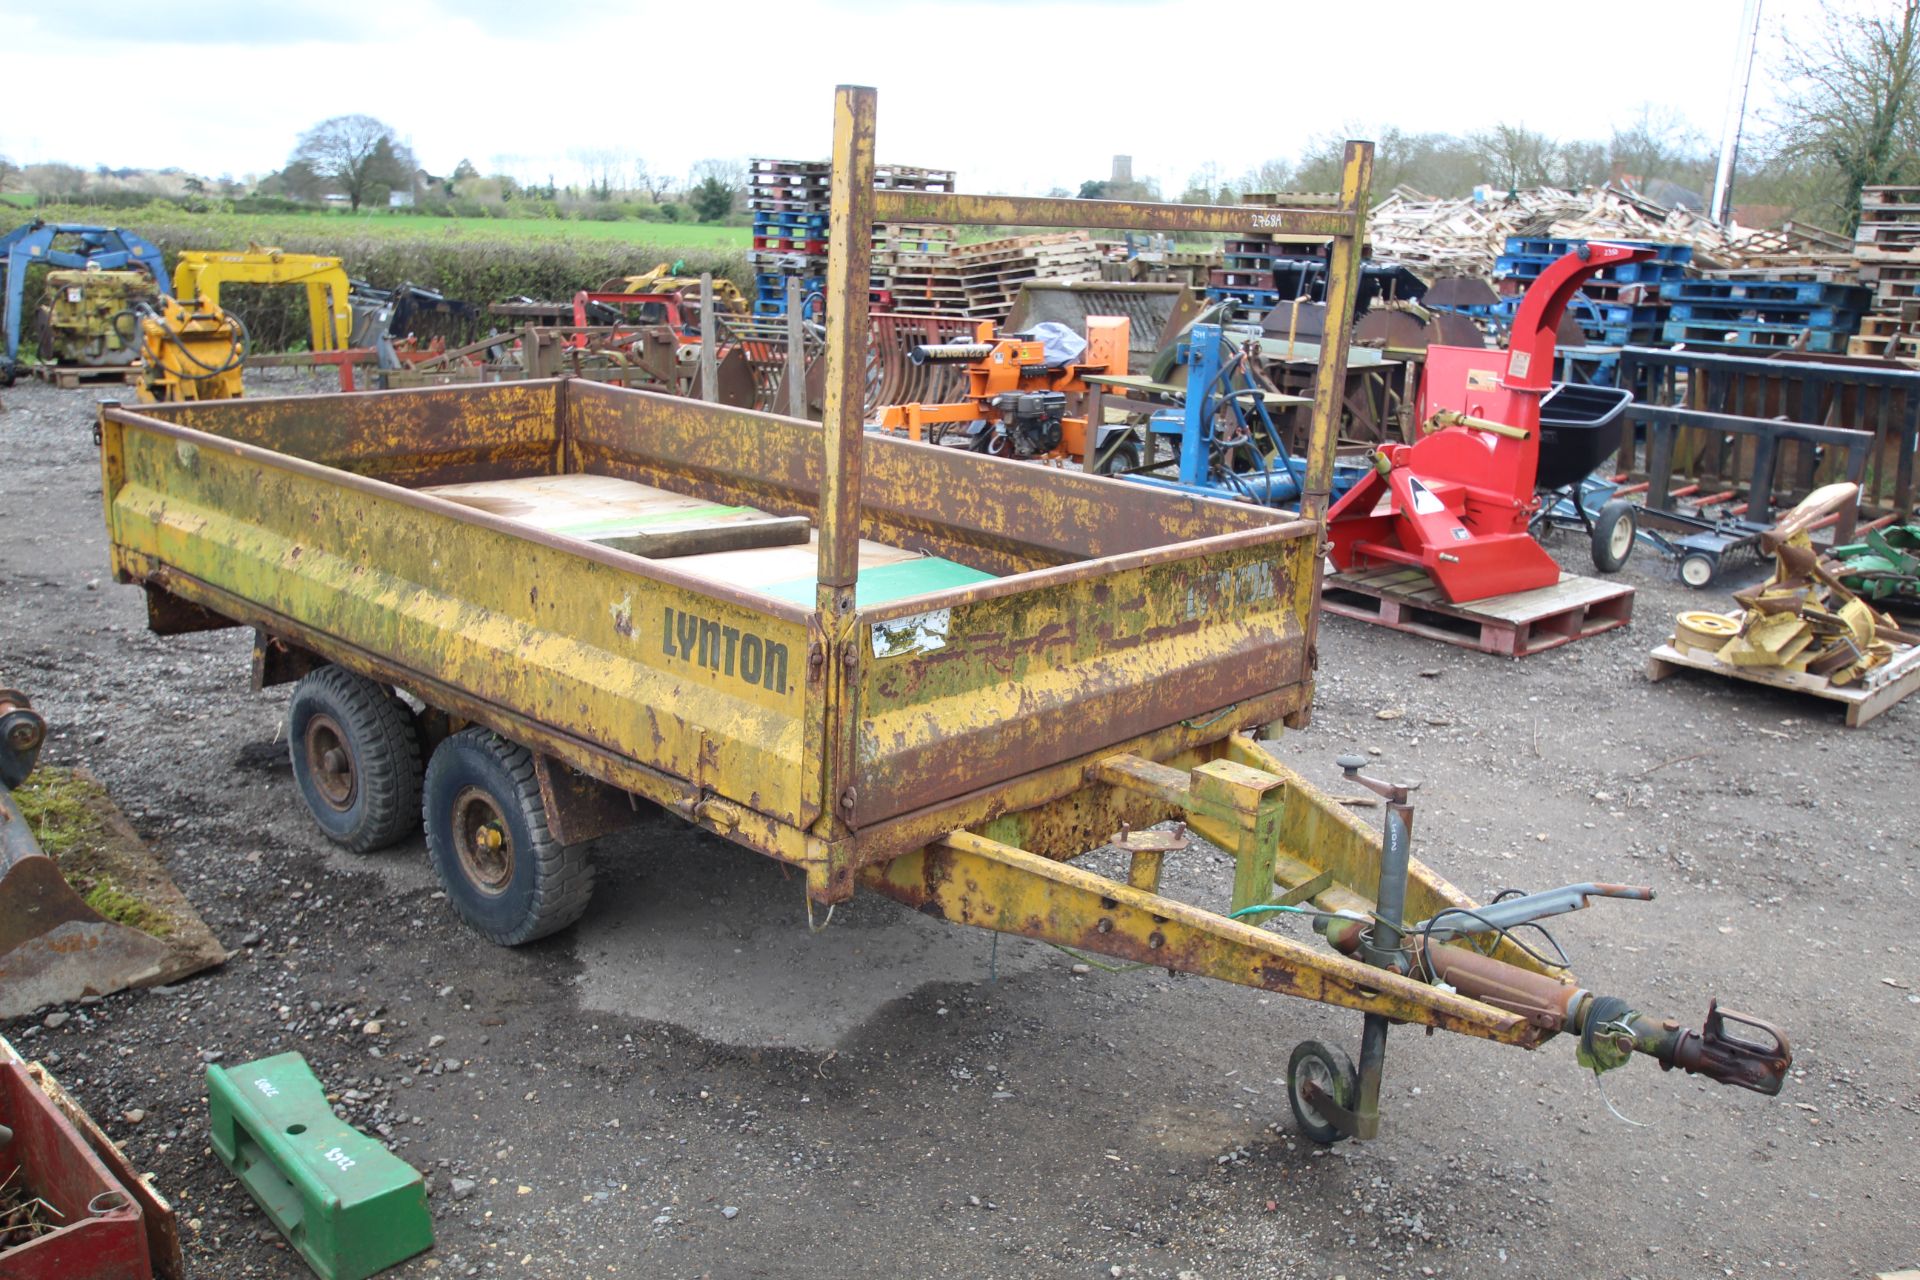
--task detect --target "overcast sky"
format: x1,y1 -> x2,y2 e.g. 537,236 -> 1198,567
3,0 -> 1812,196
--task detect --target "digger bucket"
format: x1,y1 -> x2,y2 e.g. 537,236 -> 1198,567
0,691 -> 173,1018
0,786 -> 171,1018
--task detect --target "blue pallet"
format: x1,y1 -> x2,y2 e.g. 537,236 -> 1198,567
1579,325 -> 1661,346
1661,319 -> 1853,352
1667,302 -> 1862,328
1502,236 -> 1692,264
1587,302 -> 1666,325
1659,280 -> 1872,306
1605,260 -> 1688,283
1495,256 -> 1688,285
752,212 -> 830,230
757,284 -> 826,302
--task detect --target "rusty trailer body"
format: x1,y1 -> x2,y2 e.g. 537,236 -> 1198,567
96,88 -> 1789,1142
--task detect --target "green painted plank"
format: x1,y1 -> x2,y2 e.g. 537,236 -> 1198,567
760,557 -> 995,606
544,503 -> 758,537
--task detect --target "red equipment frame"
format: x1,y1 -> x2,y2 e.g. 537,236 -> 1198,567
1325,243 -> 1655,602
568,291 -> 694,350
0,1062 -> 154,1280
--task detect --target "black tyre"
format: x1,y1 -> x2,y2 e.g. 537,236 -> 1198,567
1095,441 -> 1140,476
1589,499 -> 1638,573
422,728 -> 595,946
287,666 -> 422,853
1287,1039 -> 1359,1146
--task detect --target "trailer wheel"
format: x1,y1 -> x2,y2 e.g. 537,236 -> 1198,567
422,729 -> 595,946
287,666 -> 422,853
1679,552 -> 1718,589
1095,442 -> 1140,476
1589,500 -> 1637,573
1287,1039 -> 1358,1146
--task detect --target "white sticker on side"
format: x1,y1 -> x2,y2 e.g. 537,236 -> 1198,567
1508,350 -> 1532,380
871,608 -> 951,658
1407,477 -> 1446,516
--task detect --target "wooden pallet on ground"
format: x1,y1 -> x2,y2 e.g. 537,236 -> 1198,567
1320,566 -> 1634,657
1646,631 -> 1920,728
1847,331 -> 1920,359
30,363 -> 142,389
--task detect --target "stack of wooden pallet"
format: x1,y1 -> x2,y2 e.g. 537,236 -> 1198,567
887,232 -> 1099,322
872,223 -> 953,294
873,164 -> 955,193
748,158 -> 831,317
1849,186 -> 1920,359
1366,183 -> 1820,282
1208,238 -> 1288,312
1098,248 -> 1220,286
1494,236 -> 1688,344
749,160 -> 957,316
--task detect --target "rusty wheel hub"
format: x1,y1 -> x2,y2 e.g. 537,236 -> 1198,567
1293,1056 -> 1336,1130
303,713 -> 356,812
452,787 -> 514,896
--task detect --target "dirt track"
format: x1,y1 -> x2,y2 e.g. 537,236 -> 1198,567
2,374 -> 1915,1279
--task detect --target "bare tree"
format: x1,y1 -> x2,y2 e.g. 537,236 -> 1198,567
1772,0 -> 1920,229
1282,128 -> 1474,198
0,155 -> 17,195
1470,123 -> 1558,191
630,158 -> 676,203
1234,158 -> 1295,198
1550,139 -> 1610,189
291,115 -> 411,211
687,158 -> 746,194
24,163 -> 87,201
569,147 -> 632,198
1609,105 -> 1702,182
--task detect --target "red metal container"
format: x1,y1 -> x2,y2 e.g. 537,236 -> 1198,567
0,1061 -> 153,1280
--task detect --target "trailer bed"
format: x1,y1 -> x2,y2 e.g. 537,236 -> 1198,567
423,472 -> 996,604
100,377 -> 1322,899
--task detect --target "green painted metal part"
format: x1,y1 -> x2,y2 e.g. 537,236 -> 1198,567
1830,525 -> 1920,603
207,1053 -> 434,1280
758,556 -> 995,606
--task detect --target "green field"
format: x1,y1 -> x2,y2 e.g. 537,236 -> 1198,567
7,204 -> 756,351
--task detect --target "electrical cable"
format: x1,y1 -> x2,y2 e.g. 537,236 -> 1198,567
1227,902 -> 1348,923
1418,905 -> 1572,985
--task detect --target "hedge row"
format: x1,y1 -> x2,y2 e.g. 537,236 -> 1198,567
21,210 -> 750,353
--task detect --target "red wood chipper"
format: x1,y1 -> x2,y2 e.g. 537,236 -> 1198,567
1326,243 -> 1653,602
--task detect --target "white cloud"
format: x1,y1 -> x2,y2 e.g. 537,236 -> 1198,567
0,0 -> 1792,195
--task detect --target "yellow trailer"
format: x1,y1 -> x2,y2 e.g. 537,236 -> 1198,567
96,88 -> 1789,1143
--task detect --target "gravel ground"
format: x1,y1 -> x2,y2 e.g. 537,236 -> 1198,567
2,372 -> 1916,1279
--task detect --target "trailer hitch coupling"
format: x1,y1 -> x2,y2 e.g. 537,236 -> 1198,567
1318,889 -> 1795,1098
1641,999 -> 1792,1096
